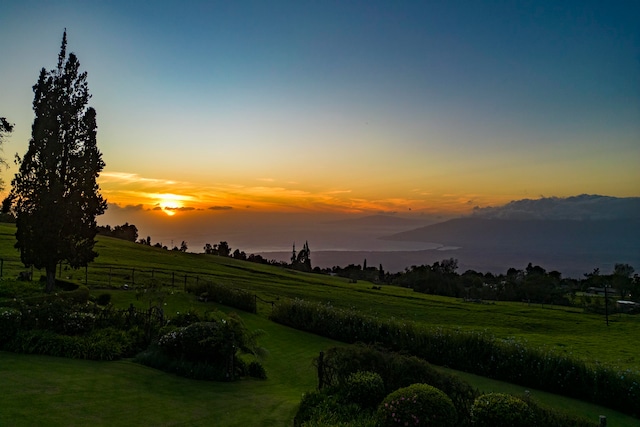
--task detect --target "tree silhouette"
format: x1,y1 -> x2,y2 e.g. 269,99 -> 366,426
7,30 -> 106,293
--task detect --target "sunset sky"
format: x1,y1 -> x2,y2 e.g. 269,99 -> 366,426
1,0 -> 639,248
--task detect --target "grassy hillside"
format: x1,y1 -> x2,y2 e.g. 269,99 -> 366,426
1,222 -> 639,425
1,222 -> 638,371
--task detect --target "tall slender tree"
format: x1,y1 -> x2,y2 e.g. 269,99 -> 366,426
7,30 -> 106,292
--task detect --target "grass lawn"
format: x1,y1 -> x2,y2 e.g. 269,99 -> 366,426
0,307 -> 341,426
1,222 -> 639,425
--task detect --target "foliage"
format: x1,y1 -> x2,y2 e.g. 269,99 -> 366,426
3,327 -> 132,360
470,393 -> 534,427
377,383 -> 457,427
7,30 -> 106,293
272,298 -> 640,418
0,307 -> 21,344
146,311 -> 267,381
341,371 -> 386,409
294,390 -> 377,427
97,223 -> 139,242
317,344 -> 477,419
188,281 -> 257,313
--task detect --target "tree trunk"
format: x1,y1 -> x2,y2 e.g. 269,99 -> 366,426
46,267 -> 56,293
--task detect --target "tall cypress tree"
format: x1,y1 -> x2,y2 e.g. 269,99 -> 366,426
8,30 -> 106,292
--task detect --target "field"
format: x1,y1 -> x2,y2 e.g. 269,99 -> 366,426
1,222 -> 639,425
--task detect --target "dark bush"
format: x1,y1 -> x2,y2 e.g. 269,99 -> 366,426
95,293 -> 111,306
169,309 -> 201,327
294,389 -> 374,427
342,371 -> 386,409
3,327 -> 130,360
471,393 -> 534,427
377,383 -> 457,427
0,307 -> 21,345
247,360 -> 267,379
317,344 -> 477,419
188,281 -> 257,313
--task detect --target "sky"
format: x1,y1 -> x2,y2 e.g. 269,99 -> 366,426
0,0 -> 639,250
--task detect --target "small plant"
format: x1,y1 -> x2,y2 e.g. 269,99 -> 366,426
377,383 -> 457,427
342,371 -> 385,409
471,393 -> 534,427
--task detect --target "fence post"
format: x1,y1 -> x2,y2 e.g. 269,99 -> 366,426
599,415 -> 607,427
318,351 -> 324,390
132,268 -> 135,285
184,274 -> 187,291
172,272 -> 175,287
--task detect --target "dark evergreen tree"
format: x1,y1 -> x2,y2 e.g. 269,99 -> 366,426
7,30 -> 106,293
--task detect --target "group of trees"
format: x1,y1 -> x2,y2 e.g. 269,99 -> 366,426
97,223 -> 139,243
325,257 -> 639,306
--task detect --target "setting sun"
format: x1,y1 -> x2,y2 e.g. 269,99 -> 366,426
155,193 -> 188,216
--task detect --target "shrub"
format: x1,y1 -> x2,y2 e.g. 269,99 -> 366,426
378,383 -> 457,427
471,393 -> 534,427
294,390 -> 376,427
0,307 -> 22,345
95,293 -> 111,306
188,282 -> 257,313
341,371 -> 386,409
247,360 -> 267,379
4,327 -> 129,360
317,344 -> 477,419
169,309 -> 201,327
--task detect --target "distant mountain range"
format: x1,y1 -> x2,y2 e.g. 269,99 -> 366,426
260,195 -> 640,277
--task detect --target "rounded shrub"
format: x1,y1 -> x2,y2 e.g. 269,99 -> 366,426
377,383 -> 457,427
471,393 -> 534,427
342,371 -> 385,409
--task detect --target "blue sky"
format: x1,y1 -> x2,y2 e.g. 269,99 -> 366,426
1,0 -> 638,227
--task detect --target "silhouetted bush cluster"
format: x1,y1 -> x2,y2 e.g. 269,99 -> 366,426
272,298 -> 640,418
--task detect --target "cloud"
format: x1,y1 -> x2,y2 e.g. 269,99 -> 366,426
208,206 -> 233,211
106,202 -> 145,211
165,206 -> 196,212
471,195 -> 640,220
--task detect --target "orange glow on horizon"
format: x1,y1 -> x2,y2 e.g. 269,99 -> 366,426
98,170 -> 533,219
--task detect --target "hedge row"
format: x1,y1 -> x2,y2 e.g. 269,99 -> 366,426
270,298 -> 639,418
187,282 -> 257,313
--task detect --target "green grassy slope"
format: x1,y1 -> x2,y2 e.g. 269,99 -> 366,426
1,222 -> 639,425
